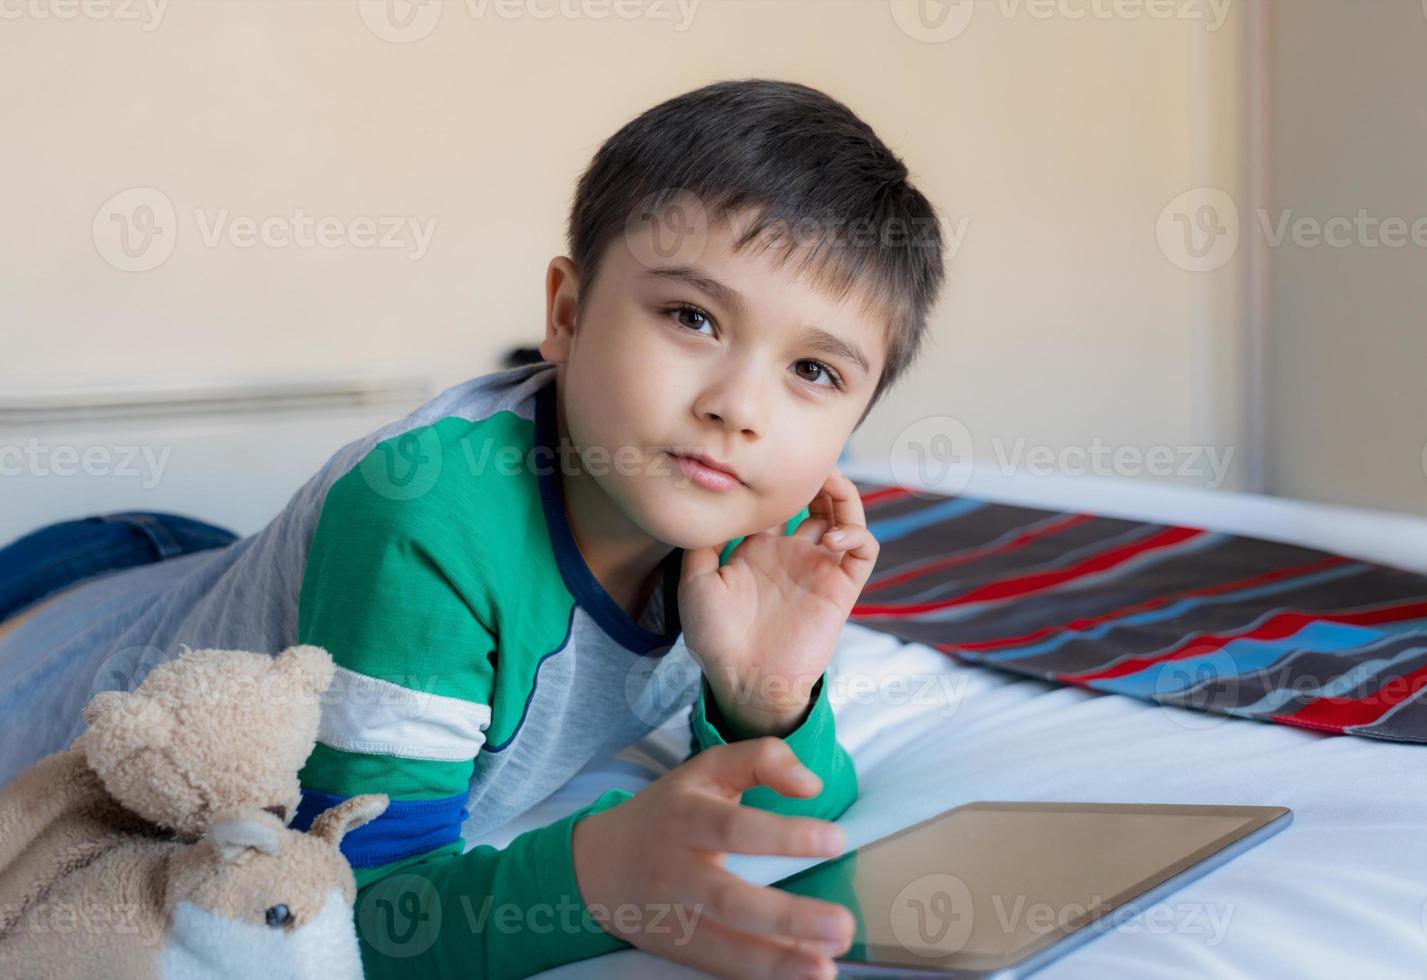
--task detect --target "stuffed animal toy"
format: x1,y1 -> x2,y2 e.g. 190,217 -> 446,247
0,794 -> 387,979
0,644 -> 384,979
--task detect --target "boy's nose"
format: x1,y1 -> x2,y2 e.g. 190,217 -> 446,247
696,384 -> 764,438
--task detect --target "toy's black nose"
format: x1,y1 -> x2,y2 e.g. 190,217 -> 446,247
264,804 -> 288,821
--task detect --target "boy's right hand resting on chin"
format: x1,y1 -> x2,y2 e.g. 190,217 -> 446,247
571,737 -> 855,980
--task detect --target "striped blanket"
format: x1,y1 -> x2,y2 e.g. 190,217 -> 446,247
850,482 -> 1427,744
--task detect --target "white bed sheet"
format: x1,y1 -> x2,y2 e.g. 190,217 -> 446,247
470,474 -> 1427,979
477,621 -> 1426,980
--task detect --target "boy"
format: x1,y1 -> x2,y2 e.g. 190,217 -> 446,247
0,77 -> 945,980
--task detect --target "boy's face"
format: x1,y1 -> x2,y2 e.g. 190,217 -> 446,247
541,205 -> 887,552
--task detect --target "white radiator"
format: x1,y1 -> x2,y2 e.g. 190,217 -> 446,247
0,375 -> 432,543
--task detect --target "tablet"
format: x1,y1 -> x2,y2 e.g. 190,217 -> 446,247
772,801 -> 1292,979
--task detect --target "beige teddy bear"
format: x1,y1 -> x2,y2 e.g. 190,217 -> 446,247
0,644 -> 384,978
0,794 -> 387,979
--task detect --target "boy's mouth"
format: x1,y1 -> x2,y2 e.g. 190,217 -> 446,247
666,450 -> 746,490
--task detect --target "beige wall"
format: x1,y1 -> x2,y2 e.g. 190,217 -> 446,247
1266,0 -> 1427,516
1,0 -> 1419,514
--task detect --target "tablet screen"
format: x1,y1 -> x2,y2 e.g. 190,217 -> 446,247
773,802 -> 1287,975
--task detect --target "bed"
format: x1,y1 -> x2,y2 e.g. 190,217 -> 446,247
473,462 -> 1427,979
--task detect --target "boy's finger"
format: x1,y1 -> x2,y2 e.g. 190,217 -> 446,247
821,525 -> 879,582
674,865 -> 854,946
790,515 -> 833,543
806,488 -> 836,525
677,794 -> 845,857
686,736 -> 817,798
776,932 -> 856,961
819,467 -> 868,533
680,543 -> 723,583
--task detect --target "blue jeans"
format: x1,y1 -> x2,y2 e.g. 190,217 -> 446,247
0,511 -> 239,624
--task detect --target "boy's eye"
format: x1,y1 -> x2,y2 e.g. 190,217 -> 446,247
666,303 -> 844,392
667,303 -> 714,335
794,360 -> 844,391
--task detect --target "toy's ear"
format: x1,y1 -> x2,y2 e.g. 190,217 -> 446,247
83,691 -> 171,749
311,794 -> 388,848
273,644 -> 336,697
210,810 -> 283,863
82,691 -> 125,727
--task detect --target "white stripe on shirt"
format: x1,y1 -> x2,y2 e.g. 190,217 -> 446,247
317,665 -> 493,762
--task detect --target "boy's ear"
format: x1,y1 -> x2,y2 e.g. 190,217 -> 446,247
541,256 -> 580,364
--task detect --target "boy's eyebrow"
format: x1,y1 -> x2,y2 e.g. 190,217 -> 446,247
643,265 -> 747,316
643,264 -> 873,376
800,326 -> 872,376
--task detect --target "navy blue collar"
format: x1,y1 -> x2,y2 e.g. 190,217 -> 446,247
533,376 -> 683,655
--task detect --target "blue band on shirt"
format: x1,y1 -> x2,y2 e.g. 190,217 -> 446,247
293,787 -> 469,868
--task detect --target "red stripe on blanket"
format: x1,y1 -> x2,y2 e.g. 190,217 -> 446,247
864,514 -> 1095,596
1272,662 -> 1427,733
859,486 -> 912,508
853,526 -> 1204,617
950,556 -> 1349,652
1066,599 -> 1427,683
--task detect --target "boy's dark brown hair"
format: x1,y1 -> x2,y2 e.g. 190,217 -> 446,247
566,77 -> 947,428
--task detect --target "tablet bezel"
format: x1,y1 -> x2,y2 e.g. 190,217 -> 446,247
773,801 -> 1292,979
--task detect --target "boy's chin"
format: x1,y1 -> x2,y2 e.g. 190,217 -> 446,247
633,497 -> 745,553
